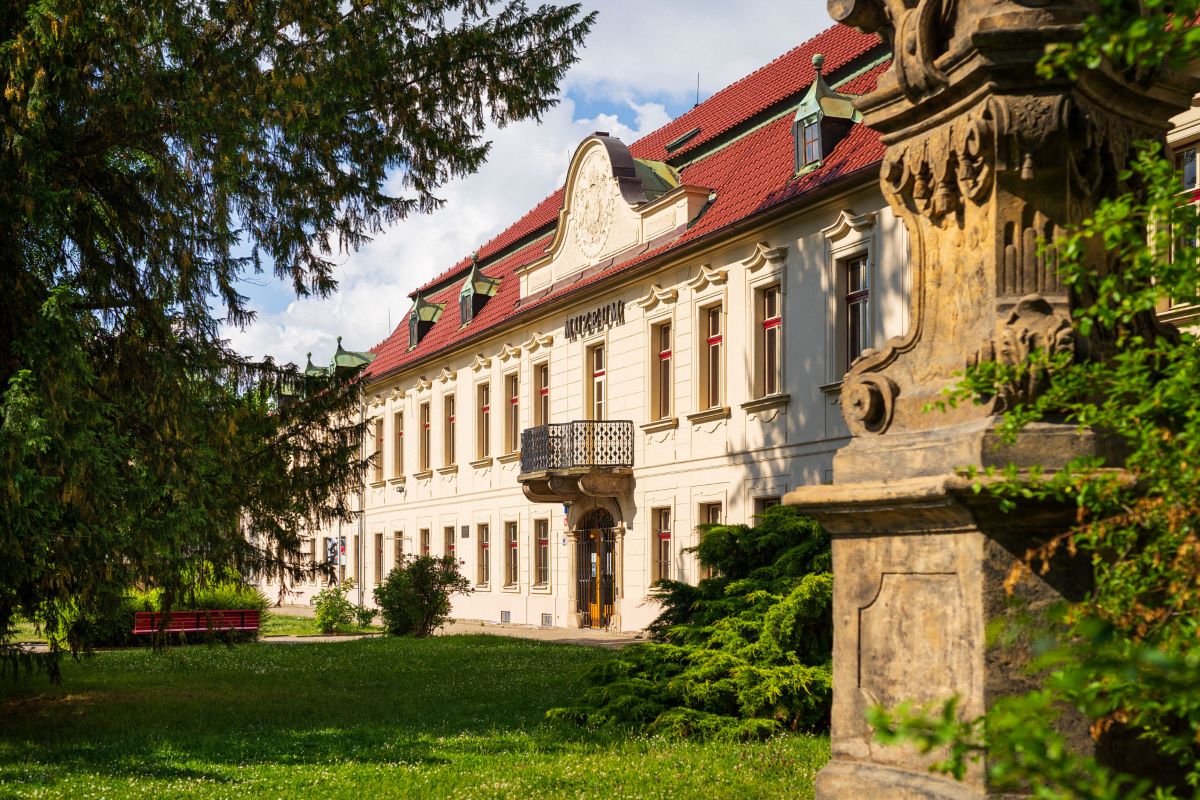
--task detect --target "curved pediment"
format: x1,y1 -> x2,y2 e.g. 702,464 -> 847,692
518,134 -> 711,297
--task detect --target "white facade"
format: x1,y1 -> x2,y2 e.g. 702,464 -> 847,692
261,32 -> 911,631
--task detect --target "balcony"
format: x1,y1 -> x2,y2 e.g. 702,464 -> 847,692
518,421 -> 634,502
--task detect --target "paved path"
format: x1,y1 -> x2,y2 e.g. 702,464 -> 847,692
267,605 -> 643,649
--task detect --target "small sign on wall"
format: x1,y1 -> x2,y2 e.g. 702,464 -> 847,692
461,525 -> 470,539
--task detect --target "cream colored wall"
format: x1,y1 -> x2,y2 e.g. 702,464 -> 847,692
260,183 -> 910,631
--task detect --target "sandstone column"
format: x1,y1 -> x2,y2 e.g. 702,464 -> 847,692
785,2 -> 1196,797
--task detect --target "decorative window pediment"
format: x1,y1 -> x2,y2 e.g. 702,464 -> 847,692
742,242 -> 788,274
522,332 -> 553,352
470,354 -> 492,372
633,284 -> 680,310
686,264 -> 729,292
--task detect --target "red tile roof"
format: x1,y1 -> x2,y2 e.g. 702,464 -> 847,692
367,26 -> 889,381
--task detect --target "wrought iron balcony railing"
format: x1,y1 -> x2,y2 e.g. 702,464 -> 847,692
520,421 -> 634,474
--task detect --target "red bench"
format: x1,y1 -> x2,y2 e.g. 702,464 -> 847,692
132,609 -> 261,635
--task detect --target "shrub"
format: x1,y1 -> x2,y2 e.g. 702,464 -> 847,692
548,505 -> 833,739
373,555 -> 472,637
313,580 -> 357,634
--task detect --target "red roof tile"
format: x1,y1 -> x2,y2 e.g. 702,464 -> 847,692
366,26 -> 889,381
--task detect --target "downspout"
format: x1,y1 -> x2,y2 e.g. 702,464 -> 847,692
358,390 -> 366,608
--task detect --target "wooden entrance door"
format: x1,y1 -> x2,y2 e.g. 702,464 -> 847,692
576,509 -> 616,628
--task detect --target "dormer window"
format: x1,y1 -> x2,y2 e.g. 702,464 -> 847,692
458,253 -> 501,326
801,117 -> 822,165
408,296 -> 443,350
793,53 -> 860,173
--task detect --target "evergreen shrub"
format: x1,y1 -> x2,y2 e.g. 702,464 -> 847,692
548,505 -> 833,739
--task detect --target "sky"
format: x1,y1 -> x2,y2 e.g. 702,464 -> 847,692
222,2 -> 830,367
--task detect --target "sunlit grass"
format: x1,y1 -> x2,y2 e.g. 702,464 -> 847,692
0,636 -> 828,798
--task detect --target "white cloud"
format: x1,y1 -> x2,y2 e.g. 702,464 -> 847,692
223,2 -> 830,365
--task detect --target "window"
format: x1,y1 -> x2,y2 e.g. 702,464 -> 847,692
392,411 -> 404,476
651,321 -> 672,420
393,531 -> 403,571
754,496 -> 781,516
309,537 -> 318,585
419,402 -> 431,471
477,524 -> 490,585
844,255 -> 870,369
700,304 -> 723,410
587,343 -> 606,420
444,526 -> 456,560
443,395 -> 456,466
698,502 -> 722,580
534,519 -> 550,587
420,528 -> 430,557
505,521 -> 519,586
1179,145 -> 1198,193
373,533 -> 383,585
653,507 -> 672,582
504,372 -> 520,453
534,362 -> 550,426
476,383 -> 491,460
372,418 -> 384,482
757,284 -> 783,397
802,119 -> 821,165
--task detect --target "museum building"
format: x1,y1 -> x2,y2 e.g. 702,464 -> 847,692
262,23 -> 914,631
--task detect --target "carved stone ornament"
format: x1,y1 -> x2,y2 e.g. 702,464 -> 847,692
632,284 -> 679,310
470,354 -> 492,373
389,387 -> 405,402
436,367 -> 455,385
972,294 -> 1074,412
685,263 -> 728,291
497,343 -> 521,363
522,332 -> 553,352
823,0 -> 1198,438
572,149 -> 616,260
741,242 -> 788,274
413,376 -> 431,393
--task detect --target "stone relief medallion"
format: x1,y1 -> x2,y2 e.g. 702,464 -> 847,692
572,149 -> 614,259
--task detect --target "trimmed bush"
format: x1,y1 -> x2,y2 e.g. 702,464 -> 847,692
374,555 -> 471,637
548,505 -> 833,740
313,580 -> 357,634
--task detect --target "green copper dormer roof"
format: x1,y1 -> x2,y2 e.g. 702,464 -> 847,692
459,252 -> 502,326
794,53 -> 860,126
459,253 -> 501,299
332,336 -> 375,373
409,295 -> 445,350
632,158 -> 680,201
304,352 -> 330,378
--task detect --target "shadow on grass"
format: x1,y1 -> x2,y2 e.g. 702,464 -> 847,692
0,636 -> 615,782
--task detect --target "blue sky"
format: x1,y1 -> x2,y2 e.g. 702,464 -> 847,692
224,2 -> 830,366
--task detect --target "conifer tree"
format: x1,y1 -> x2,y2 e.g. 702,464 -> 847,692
0,0 -> 594,675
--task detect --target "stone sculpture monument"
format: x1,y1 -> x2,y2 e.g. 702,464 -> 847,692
785,1 -> 1197,797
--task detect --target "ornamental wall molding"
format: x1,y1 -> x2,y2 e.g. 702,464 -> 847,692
522,332 -> 553,352
497,343 -> 522,363
741,242 -> 789,273
470,354 -> 492,373
685,263 -> 729,291
413,376 -> 431,393
632,284 -> 679,310
436,366 -> 455,385
822,210 -> 877,244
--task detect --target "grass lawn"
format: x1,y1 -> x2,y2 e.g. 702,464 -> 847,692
0,636 -> 829,799
258,613 -> 381,637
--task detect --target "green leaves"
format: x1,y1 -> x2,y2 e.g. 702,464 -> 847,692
0,0 -> 592,676
549,506 -> 833,739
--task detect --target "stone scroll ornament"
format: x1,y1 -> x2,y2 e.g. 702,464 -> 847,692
828,0 -> 1196,437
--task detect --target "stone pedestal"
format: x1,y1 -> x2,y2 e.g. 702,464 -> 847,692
789,0 -> 1196,794
789,423 -> 1100,798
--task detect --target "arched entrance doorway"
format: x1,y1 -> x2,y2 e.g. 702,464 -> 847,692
575,507 -> 616,628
